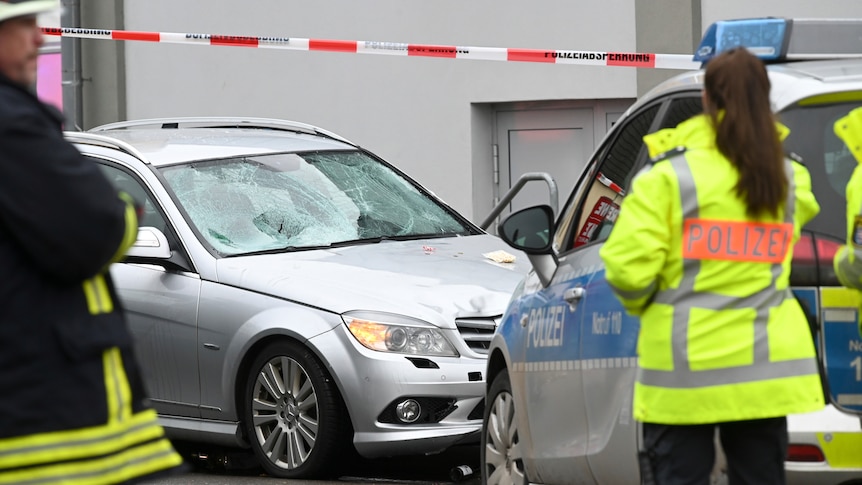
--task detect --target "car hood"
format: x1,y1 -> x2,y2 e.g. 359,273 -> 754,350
215,234 -> 529,327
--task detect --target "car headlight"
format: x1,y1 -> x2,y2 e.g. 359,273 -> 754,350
343,311 -> 458,357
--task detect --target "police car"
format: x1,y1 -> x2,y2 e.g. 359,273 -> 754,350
482,18 -> 862,485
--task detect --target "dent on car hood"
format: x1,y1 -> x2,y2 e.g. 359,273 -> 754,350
215,234 -> 529,327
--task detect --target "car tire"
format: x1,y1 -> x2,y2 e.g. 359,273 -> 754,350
482,369 -> 527,485
242,340 -> 350,479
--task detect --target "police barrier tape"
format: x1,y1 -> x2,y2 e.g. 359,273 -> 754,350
42,27 -> 701,71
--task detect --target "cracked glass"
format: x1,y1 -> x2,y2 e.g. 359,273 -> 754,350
161,151 -> 471,255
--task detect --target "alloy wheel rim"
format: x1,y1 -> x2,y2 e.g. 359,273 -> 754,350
251,356 -> 319,470
485,390 -> 526,485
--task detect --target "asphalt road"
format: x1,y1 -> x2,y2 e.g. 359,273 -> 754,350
142,442 -> 482,485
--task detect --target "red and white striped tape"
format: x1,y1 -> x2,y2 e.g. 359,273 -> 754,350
42,27 -> 701,70
597,171 -> 625,196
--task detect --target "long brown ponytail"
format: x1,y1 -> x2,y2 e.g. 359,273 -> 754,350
703,48 -> 787,219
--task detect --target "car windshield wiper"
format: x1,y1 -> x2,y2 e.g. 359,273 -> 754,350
224,244 -> 333,257
329,232 -> 465,247
225,232 -> 468,257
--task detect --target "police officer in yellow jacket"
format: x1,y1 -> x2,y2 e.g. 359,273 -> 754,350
600,48 -> 824,484
833,107 -> 862,337
0,1 -> 185,483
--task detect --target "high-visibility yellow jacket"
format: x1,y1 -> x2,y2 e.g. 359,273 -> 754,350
599,114 -> 825,425
833,108 -> 862,338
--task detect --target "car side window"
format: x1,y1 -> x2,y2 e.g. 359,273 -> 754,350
95,161 -> 168,234
555,104 -> 661,251
658,96 -> 703,130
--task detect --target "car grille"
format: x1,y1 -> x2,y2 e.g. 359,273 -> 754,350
455,316 -> 500,355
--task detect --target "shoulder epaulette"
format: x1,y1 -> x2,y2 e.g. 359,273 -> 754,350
649,146 -> 686,164
785,151 -> 805,166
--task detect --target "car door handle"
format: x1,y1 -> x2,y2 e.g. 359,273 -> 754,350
563,287 -> 585,311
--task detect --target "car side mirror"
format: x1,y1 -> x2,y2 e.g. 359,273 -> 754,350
498,205 -> 557,287
498,205 -> 554,254
126,226 -> 172,260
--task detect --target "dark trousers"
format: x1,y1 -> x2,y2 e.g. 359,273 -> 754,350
642,417 -> 788,485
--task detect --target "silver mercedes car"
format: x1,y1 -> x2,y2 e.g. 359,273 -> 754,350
66,117 -> 529,480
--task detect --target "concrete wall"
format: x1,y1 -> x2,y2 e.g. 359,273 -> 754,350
636,0 -> 701,97
73,0 -> 862,220
80,1 -> 125,129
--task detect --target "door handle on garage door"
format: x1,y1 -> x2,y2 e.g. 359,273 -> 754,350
563,287 -> 585,311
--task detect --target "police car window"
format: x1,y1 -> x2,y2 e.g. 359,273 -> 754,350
659,96 -> 703,130
780,101 -> 862,238
562,103 -> 660,250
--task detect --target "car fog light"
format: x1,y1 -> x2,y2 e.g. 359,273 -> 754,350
395,399 -> 421,423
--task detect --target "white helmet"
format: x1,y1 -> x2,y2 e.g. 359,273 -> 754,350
0,0 -> 59,23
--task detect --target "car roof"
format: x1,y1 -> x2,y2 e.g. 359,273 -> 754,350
69,117 -> 358,167
630,58 -> 862,117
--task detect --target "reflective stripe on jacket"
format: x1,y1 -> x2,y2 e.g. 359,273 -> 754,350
0,348 -> 184,485
599,114 -> 825,425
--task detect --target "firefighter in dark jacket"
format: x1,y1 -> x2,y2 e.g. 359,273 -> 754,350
0,1 -> 185,483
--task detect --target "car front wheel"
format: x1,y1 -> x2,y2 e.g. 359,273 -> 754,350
482,369 -> 527,485
242,340 -> 349,479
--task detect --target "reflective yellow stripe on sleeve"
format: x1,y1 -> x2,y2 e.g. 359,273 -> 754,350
112,193 -> 140,264
104,347 -> 132,423
82,275 -> 114,315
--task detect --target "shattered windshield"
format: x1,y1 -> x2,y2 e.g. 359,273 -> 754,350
160,151 -> 474,256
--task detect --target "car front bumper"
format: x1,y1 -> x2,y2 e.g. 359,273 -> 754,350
310,323 -> 487,458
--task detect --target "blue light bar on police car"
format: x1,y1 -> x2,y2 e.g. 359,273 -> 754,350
695,18 -> 862,64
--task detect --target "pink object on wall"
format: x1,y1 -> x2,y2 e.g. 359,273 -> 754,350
36,52 -> 62,111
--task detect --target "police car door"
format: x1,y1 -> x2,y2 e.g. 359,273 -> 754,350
780,100 -> 862,418
510,101 -> 655,482
516,239 -> 594,482
562,96 -> 701,483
